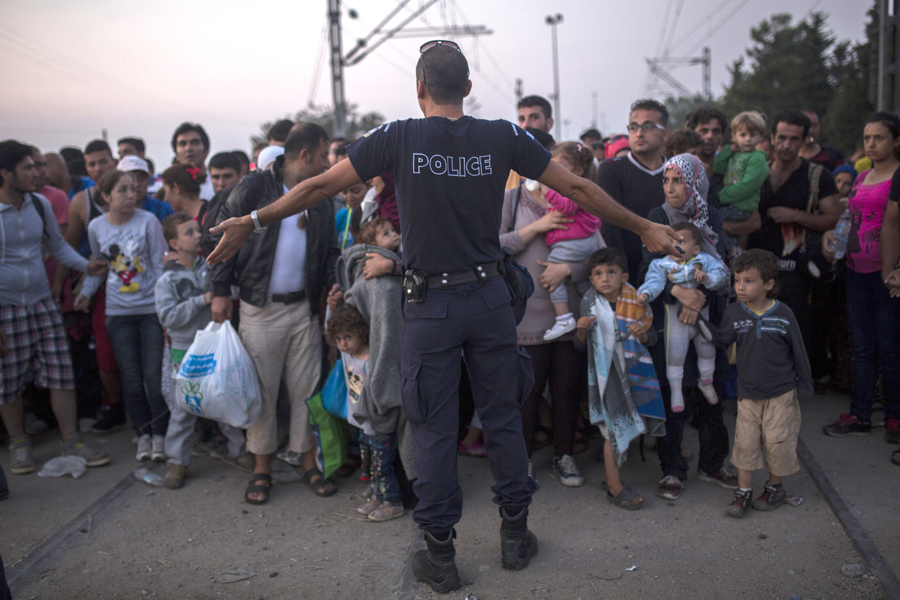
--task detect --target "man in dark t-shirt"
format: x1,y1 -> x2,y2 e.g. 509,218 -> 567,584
207,42 -> 677,593
747,110 -> 840,359
594,99 -> 670,286
801,110 -> 845,173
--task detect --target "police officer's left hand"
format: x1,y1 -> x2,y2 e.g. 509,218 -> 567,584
208,217 -> 253,265
640,221 -> 681,256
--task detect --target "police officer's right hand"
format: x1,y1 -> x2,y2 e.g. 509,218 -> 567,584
640,221 -> 681,256
363,253 -> 394,280
211,296 -> 233,323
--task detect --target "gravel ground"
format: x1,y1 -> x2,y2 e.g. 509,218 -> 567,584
1,392 -> 895,599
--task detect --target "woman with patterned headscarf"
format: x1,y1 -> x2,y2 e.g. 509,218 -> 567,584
638,153 -> 736,501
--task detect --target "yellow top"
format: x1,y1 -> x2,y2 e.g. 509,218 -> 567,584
748,299 -> 775,316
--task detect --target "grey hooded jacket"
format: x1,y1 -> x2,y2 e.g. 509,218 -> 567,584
335,243 -> 416,479
154,257 -> 212,351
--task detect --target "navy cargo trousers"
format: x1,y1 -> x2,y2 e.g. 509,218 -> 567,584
401,276 -> 537,534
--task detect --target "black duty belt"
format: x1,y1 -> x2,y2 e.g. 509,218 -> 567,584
270,290 -> 307,304
424,262 -> 502,290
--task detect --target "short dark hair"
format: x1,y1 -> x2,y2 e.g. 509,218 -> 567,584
589,247 -> 629,274
672,222 -> 702,245
231,150 -> 250,169
171,122 -> 210,152
518,95 -> 552,120
209,151 -> 241,173
684,106 -> 728,132
117,137 -> 145,154
162,212 -> 194,244
866,111 -> 900,139
733,249 -> 780,298
580,128 -> 602,141
60,147 -> 83,167
666,129 -> 703,157
415,45 -> 469,105
771,110 -> 811,139
0,140 -> 35,186
630,99 -> 669,128
330,143 -> 347,158
284,123 -> 329,159
267,119 -> 294,143
84,139 -> 112,157
146,158 -> 156,175
326,304 -> 369,347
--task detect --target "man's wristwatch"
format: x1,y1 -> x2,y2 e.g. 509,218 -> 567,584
250,210 -> 266,234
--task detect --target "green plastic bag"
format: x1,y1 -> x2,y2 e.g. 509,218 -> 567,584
306,391 -> 347,480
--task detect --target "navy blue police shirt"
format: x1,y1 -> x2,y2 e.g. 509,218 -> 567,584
346,116 -> 551,277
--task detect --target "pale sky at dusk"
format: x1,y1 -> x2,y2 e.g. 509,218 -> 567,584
1,0 -> 871,169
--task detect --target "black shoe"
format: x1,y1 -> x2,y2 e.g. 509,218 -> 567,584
411,530 -> 460,594
726,488 -> 752,518
91,404 -> 126,433
822,413 -> 872,437
499,507 -> 539,570
752,481 -> 787,511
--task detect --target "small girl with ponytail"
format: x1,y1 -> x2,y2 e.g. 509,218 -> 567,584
542,142 -> 604,341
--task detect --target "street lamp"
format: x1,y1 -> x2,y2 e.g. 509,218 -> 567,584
546,13 -> 563,141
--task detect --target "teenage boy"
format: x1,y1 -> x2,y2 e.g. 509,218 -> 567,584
715,249 -> 812,518
154,213 -> 251,489
574,248 -> 666,511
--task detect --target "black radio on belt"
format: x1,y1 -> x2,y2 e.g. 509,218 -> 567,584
402,269 -> 427,303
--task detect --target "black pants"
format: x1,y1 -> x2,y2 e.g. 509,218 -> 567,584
0,552 -> 10,600
401,277 -> 536,534
777,269 -> 813,361
658,385 -> 730,480
520,342 -> 583,457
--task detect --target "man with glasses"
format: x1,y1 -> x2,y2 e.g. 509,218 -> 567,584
594,99 -> 670,279
207,41 -> 678,594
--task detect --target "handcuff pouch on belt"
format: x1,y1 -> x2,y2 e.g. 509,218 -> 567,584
501,246 -> 533,310
403,269 -> 427,303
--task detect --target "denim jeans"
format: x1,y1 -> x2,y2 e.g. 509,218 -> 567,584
845,269 -> 900,422
361,432 -> 401,505
106,313 -> 167,436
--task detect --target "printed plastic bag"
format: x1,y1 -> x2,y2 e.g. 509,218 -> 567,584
321,358 -> 348,419
174,321 -> 262,428
306,391 -> 347,480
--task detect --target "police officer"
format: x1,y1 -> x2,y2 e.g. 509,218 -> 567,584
208,41 -> 678,594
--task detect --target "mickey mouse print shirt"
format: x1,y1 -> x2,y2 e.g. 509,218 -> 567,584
80,209 -> 168,316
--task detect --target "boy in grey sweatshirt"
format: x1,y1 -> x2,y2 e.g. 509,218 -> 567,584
154,213 -> 249,489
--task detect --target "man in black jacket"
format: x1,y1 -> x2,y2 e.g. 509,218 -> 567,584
209,123 -> 341,504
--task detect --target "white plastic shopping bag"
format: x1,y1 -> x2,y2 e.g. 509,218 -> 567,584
174,321 -> 262,428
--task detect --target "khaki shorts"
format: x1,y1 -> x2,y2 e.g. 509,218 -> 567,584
731,389 -> 801,477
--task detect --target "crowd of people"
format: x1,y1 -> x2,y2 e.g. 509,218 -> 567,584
1,53 -> 898,593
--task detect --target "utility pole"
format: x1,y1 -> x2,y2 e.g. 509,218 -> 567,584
591,91 -> 598,129
546,14 -> 562,141
515,78 -> 523,117
702,46 -> 711,100
328,0 -> 347,138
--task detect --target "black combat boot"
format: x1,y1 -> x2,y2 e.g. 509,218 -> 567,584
499,507 -> 538,570
411,529 -> 460,593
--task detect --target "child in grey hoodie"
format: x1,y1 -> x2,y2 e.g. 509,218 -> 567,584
154,213 -> 249,489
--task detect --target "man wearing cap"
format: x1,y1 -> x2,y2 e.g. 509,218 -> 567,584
208,41 -> 677,593
117,155 -> 174,222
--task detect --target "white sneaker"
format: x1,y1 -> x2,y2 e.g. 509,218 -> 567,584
136,435 -> 152,462
551,454 -> 585,487
543,315 -> 577,341
151,435 -> 166,462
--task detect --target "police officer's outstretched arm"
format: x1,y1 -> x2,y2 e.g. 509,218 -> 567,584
536,159 -> 680,256
207,159 -> 363,265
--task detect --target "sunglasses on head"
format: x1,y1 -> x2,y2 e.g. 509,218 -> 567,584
419,40 -> 461,54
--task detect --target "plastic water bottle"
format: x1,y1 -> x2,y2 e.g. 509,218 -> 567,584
831,209 -> 852,260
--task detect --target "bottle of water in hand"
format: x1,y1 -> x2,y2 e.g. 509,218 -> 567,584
830,209 -> 852,260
